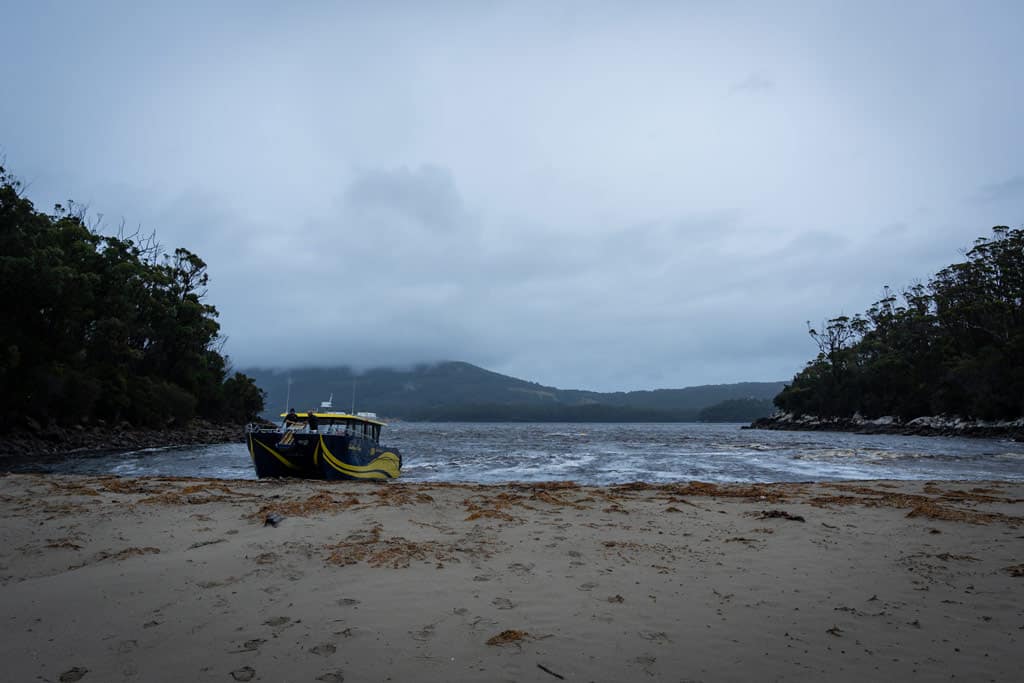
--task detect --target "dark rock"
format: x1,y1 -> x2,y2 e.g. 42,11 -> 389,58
59,668 -> 88,683
747,415 -> 1024,441
0,419 -> 245,460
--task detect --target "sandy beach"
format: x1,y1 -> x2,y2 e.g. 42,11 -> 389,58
1,473 -> 1021,682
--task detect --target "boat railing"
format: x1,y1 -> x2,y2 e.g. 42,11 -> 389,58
245,421 -> 375,439
245,422 -> 282,434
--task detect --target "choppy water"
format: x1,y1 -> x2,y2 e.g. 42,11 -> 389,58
12,422 -> 1024,484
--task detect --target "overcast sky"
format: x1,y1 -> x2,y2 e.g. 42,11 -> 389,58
3,1 -> 1022,391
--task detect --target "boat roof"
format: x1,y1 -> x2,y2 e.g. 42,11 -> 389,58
280,411 -> 386,426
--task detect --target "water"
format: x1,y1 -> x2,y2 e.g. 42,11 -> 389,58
12,423 -> 1024,484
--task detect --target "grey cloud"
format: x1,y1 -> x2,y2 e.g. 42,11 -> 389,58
3,1 -> 1023,391
729,73 -> 775,95
974,175 -> 1024,204
344,165 -> 470,233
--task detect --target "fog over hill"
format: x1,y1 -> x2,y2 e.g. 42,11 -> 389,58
243,362 -> 785,422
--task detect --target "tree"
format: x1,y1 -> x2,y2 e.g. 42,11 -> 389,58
776,226 -> 1024,421
0,164 -> 264,431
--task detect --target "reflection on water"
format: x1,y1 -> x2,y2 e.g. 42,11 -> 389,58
12,423 -> 1024,484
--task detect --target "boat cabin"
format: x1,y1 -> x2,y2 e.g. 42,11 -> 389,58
280,411 -> 384,442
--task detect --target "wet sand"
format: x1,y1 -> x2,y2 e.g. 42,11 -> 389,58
1,473 -> 1021,682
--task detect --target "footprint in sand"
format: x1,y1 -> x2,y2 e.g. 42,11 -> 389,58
309,643 -> 337,656
263,616 -> 296,635
508,562 -> 535,576
254,552 -> 278,565
491,597 -> 516,610
230,639 -> 265,653
316,671 -> 345,682
410,625 -> 435,641
336,598 -> 360,607
230,666 -> 256,681
577,582 -> 598,591
632,655 -> 658,676
116,639 -> 138,654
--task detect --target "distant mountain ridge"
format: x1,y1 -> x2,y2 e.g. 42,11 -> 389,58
242,361 -> 785,422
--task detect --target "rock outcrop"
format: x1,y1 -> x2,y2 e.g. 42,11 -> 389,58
0,419 -> 245,460
746,413 -> 1024,441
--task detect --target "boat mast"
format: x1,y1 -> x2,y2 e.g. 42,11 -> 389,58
350,376 -> 356,414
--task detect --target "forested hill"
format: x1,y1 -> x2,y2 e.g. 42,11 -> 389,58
0,165 -> 265,432
774,226 -> 1024,422
243,362 -> 786,422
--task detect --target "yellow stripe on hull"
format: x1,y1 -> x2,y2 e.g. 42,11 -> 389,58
253,439 -> 302,470
320,436 -> 401,479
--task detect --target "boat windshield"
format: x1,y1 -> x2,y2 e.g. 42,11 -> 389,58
282,416 -> 381,442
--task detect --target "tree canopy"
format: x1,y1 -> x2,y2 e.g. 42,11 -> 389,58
0,165 -> 264,430
775,226 -> 1024,421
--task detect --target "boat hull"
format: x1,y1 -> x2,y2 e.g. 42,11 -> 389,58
247,431 -> 402,480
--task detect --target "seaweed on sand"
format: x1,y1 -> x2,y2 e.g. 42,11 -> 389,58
462,491 -> 532,522
486,630 -> 530,646
323,525 -> 493,569
253,491 -> 361,519
809,483 -> 1022,526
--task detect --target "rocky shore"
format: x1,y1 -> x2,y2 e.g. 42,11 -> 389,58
0,419 -> 246,460
746,413 -> 1024,441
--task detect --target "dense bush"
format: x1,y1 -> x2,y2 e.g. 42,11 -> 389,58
0,165 -> 265,430
776,226 -> 1024,421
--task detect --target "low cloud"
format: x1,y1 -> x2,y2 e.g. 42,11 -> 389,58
729,73 -> 775,95
974,175 -> 1024,204
344,165 -> 470,234
3,2 -> 1022,391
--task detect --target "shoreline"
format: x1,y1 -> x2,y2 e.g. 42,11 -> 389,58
0,419 -> 245,460
746,414 -> 1024,441
2,473 -> 1021,681
8,412 -> 1022,464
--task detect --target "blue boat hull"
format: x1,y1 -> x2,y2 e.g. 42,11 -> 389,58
247,431 -> 402,480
